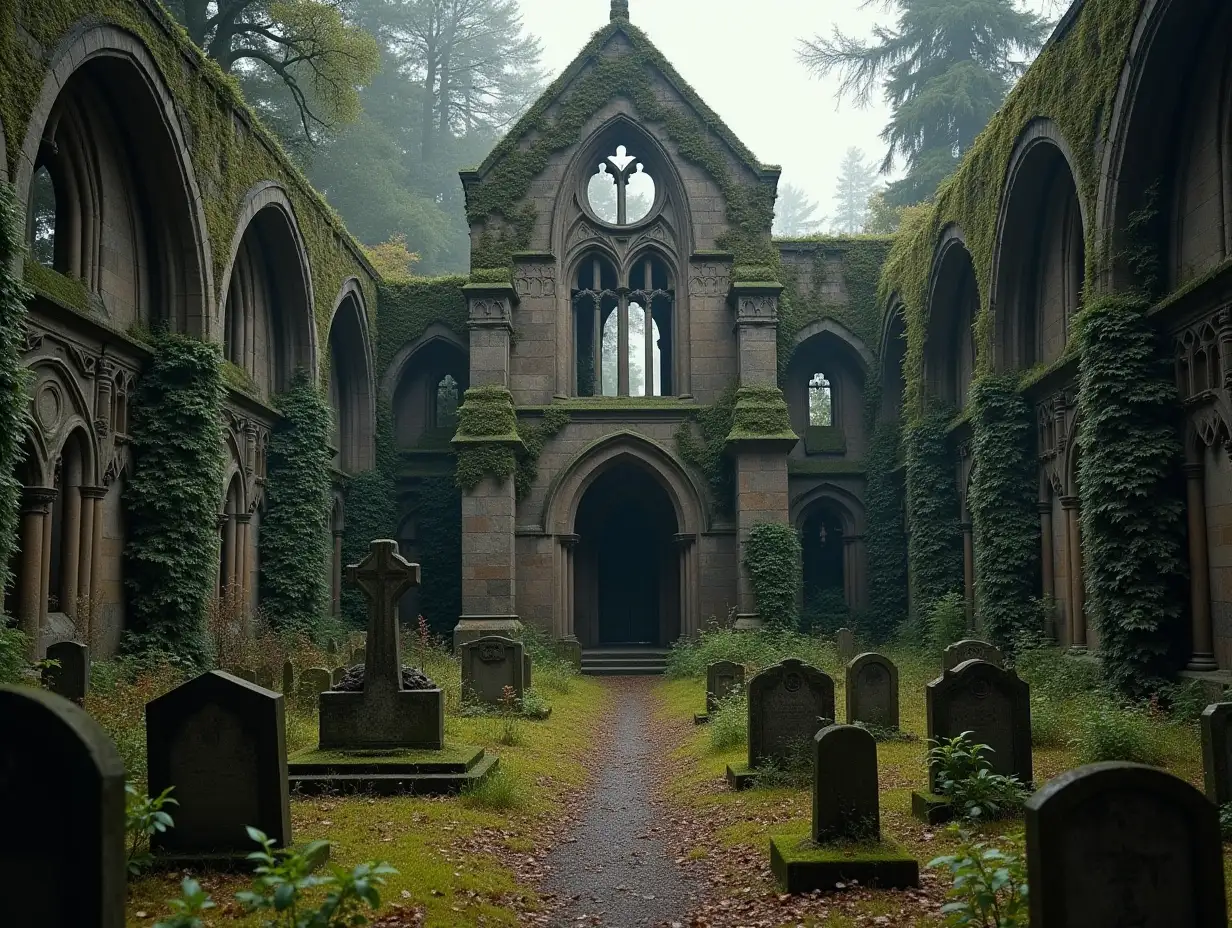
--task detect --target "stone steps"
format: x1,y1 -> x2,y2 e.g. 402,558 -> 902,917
581,647 -> 671,676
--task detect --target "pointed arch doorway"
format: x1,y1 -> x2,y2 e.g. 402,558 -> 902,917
574,464 -> 679,647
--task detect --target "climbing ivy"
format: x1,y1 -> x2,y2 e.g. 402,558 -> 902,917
743,521 -> 802,628
375,277 -> 468,374
454,386 -> 520,492
904,410 -> 964,615
515,406 -> 571,501
0,183 -> 31,611
863,418 -> 908,642
1076,294 -> 1185,695
123,332 -> 225,664
406,476 -> 462,637
674,384 -> 737,516
260,372 -> 334,637
968,374 -> 1039,653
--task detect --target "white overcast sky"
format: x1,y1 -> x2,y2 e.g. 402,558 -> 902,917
515,0 -> 1064,228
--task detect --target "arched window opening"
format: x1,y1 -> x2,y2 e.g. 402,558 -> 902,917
927,243 -> 979,409
586,145 -> 656,226
574,254 -> 674,397
435,375 -> 459,429
809,373 -> 833,426
28,167 -> 58,269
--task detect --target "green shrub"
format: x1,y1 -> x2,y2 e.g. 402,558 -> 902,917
126,783 -> 177,875
753,737 -> 813,790
800,587 -> 850,636
1070,703 -> 1163,765
1158,678 -> 1208,724
461,765 -> 526,811
927,830 -> 1028,928
928,733 -> 1029,821
665,627 -> 836,679
153,878 -> 215,928
1029,696 -> 1068,749
926,593 -> 968,655
0,622 -> 31,684
743,521 -> 802,628
707,689 -> 748,753
1012,647 -> 1104,700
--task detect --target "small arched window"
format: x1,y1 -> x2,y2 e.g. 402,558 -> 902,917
586,145 -> 656,226
809,373 -> 833,426
28,166 -> 58,269
435,374 -> 459,429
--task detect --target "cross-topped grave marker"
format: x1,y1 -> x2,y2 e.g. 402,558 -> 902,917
318,540 -> 442,750
347,540 -> 420,694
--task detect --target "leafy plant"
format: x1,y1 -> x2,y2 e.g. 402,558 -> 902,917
237,827 -> 396,928
0,621 -> 32,685
743,521 -> 803,628
1220,803 -> 1232,842
754,737 -> 814,790
461,765 -> 525,811
1069,702 -> 1162,765
708,687 -> 748,753
927,592 -> 969,655
928,733 -> 1028,821
126,782 -> 177,875
496,685 -> 522,746
153,878 -> 216,928
928,831 -> 1029,927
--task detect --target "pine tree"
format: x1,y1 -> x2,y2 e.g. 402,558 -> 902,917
799,0 -> 1049,206
773,183 -> 825,237
831,147 -> 878,234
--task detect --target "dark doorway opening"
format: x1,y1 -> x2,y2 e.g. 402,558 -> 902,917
575,464 -> 679,646
801,505 -> 848,632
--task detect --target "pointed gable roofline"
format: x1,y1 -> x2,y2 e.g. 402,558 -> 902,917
460,7 -> 781,268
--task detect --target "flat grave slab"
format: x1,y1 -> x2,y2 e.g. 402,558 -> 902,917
288,743 -> 496,796
769,833 -> 918,893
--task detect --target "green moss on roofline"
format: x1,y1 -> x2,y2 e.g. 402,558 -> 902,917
375,276 -> 469,375
23,260 -> 89,312
726,385 -> 797,443
1,0 -> 376,361
876,0 -> 1142,420
463,20 -> 777,270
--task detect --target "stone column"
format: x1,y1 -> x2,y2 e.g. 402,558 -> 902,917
235,513 -> 252,627
674,534 -> 696,639
961,521 -> 975,630
332,530 -> 345,617
558,534 -> 580,641
842,535 -> 858,609
60,475 -> 83,621
77,486 -> 106,640
216,513 -> 230,595
617,292 -> 630,396
18,488 -> 55,655
40,497 -> 53,628
1038,500 -> 1054,639
1184,462 -> 1218,670
1061,495 -> 1087,651
222,512 -> 237,593
455,281 -> 523,647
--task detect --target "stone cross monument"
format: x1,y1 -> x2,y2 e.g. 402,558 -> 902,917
347,540 -> 419,694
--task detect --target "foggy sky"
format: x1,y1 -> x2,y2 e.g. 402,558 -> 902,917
515,0 -> 1063,231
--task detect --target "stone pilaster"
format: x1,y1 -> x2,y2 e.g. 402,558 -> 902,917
455,281 -> 523,647
727,280 -> 797,629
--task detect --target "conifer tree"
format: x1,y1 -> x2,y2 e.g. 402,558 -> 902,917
831,147 -> 879,234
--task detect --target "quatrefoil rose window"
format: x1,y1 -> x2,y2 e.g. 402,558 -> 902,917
587,145 -> 656,225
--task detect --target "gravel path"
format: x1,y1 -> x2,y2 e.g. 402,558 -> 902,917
542,677 -> 694,927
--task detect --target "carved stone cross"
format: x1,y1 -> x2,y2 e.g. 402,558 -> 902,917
345,540 -> 420,693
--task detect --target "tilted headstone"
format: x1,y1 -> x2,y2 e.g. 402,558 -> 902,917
1201,702 -> 1232,806
1025,762 -> 1226,927
706,660 -> 745,713
0,686 -> 125,927
43,640 -> 89,704
461,636 -> 526,704
836,628 -> 856,663
926,659 -> 1031,792
748,658 -> 835,769
813,724 -> 880,843
845,652 -> 899,729
282,660 -> 295,694
331,666 -> 346,685
319,540 -> 442,750
298,667 -> 331,701
942,638 -> 1003,672
146,671 -> 291,856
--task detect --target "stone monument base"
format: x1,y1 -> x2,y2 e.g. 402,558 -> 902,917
725,763 -> 758,791
453,615 -> 523,649
694,712 -> 710,725
733,613 -> 763,632
318,688 -> 443,750
151,842 -> 330,871
555,636 -> 582,669
769,836 -> 919,893
910,789 -> 954,825
287,744 -> 497,796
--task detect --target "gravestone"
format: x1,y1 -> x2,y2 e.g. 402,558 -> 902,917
523,653 -> 533,691
461,636 -> 526,704
748,658 -> 835,769
146,671 -> 291,858
1025,762 -> 1226,927
231,667 -> 256,683
836,628 -> 856,663
0,686 -> 126,927
331,666 -> 346,685
942,638 -> 1003,672
813,724 -> 880,842
255,665 -> 275,690
1201,702 -> 1232,805
845,652 -> 899,729
319,540 -> 442,750
926,659 -> 1032,792
706,660 -> 745,713
282,660 -> 294,694
43,639 -> 89,704
351,647 -> 365,667
298,667 -> 331,701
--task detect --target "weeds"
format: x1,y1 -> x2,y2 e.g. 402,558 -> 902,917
461,765 -> 525,811
708,688 -> 748,752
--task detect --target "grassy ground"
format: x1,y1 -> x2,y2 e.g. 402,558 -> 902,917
119,653 -> 607,927
652,647 -> 1230,926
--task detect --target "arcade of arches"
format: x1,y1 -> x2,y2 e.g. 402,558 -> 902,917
4,0 -> 1232,693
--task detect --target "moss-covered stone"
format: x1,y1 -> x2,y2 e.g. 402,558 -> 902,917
769,833 -> 919,892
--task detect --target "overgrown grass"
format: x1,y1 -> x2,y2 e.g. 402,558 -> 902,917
708,690 -> 748,752
665,626 -> 838,678
461,765 -> 527,811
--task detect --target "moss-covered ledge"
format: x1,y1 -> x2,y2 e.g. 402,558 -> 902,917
452,386 -> 523,492
726,385 -> 798,448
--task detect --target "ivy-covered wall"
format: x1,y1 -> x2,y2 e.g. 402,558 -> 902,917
0,0 -> 378,347
0,183 -> 31,608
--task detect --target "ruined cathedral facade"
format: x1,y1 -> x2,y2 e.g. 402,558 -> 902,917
4,0 -> 1232,684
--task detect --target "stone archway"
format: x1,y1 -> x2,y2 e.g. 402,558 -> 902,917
791,483 -> 867,617
543,432 -> 706,648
